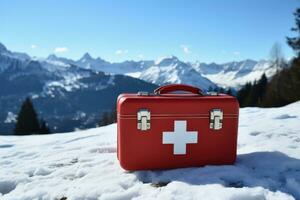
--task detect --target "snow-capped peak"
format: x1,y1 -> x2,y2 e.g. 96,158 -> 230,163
80,52 -> 93,61
237,59 -> 258,70
192,59 -> 277,89
0,42 -> 30,61
139,55 -> 217,91
47,54 -> 59,61
43,54 -> 74,69
0,41 -> 280,90
155,55 -> 179,65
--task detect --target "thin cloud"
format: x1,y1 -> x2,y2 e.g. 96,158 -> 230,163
180,45 -> 191,54
30,44 -> 38,49
54,47 -> 69,53
115,49 -> 128,55
233,51 -> 240,56
138,54 -> 144,59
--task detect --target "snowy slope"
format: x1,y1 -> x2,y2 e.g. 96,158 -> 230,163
42,50 -> 276,90
42,51 -> 154,76
75,53 -> 111,71
0,42 -> 278,91
139,56 -> 217,91
47,53 -> 217,91
1,102 -> 300,200
192,59 -> 277,89
0,43 -> 30,73
0,43 -> 158,133
0,43 -> 30,62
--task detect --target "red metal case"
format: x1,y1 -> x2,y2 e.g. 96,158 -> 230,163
117,84 -> 239,170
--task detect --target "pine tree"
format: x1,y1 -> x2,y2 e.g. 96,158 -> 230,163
243,80 -> 258,107
269,43 -> 286,71
98,109 -> 117,127
39,119 -> 50,134
260,7 -> 300,107
99,112 -> 110,126
237,82 -> 252,107
287,8 -> 300,56
237,74 -> 268,107
262,57 -> 300,107
14,97 -> 41,135
238,8 -> 300,107
218,87 -> 225,93
256,73 -> 268,106
226,88 -> 233,96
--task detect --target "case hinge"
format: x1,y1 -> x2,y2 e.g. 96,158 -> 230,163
137,109 -> 151,131
210,109 -> 223,130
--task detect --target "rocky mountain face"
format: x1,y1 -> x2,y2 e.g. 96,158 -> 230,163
38,47 -> 278,90
0,42 -> 279,134
192,59 -> 278,88
0,43 -> 157,134
138,56 -> 217,90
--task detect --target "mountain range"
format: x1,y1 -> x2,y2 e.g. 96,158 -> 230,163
0,43 -> 157,134
0,42 -> 278,134
41,52 -> 277,90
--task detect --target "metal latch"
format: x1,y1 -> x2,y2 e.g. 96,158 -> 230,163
137,109 -> 151,131
137,91 -> 150,96
206,91 -> 219,96
210,109 -> 223,130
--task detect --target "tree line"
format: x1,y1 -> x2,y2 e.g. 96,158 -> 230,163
237,8 -> 300,108
13,97 -> 116,135
14,97 -> 50,135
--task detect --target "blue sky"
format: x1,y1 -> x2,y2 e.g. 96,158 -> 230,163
1,0 -> 299,63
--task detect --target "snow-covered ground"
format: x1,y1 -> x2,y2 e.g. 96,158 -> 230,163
1,102 -> 300,200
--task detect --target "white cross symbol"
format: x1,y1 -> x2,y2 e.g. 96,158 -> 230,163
162,120 -> 198,155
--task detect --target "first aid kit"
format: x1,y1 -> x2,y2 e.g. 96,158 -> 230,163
117,84 -> 239,170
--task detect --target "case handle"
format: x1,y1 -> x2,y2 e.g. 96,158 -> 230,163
154,84 -> 203,95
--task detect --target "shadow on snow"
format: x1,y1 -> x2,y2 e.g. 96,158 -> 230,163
135,151 -> 300,199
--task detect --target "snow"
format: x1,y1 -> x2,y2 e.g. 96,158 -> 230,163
154,55 -> 178,65
125,72 -> 142,78
139,57 -> 216,90
1,103 -> 300,200
193,60 -> 276,89
107,75 -> 115,86
1,42 -> 279,90
45,60 -> 71,68
4,112 -> 17,123
42,72 -> 89,94
0,43 -> 30,62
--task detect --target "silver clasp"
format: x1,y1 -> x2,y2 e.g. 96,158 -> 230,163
210,109 -> 223,130
137,91 -> 150,96
137,109 -> 151,131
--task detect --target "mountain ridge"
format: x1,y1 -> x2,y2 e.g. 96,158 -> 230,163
0,42 -> 281,90
0,42 -> 158,134
0,42 -> 285,133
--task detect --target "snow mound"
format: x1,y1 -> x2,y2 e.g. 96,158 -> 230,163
1,102 -> 300,199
